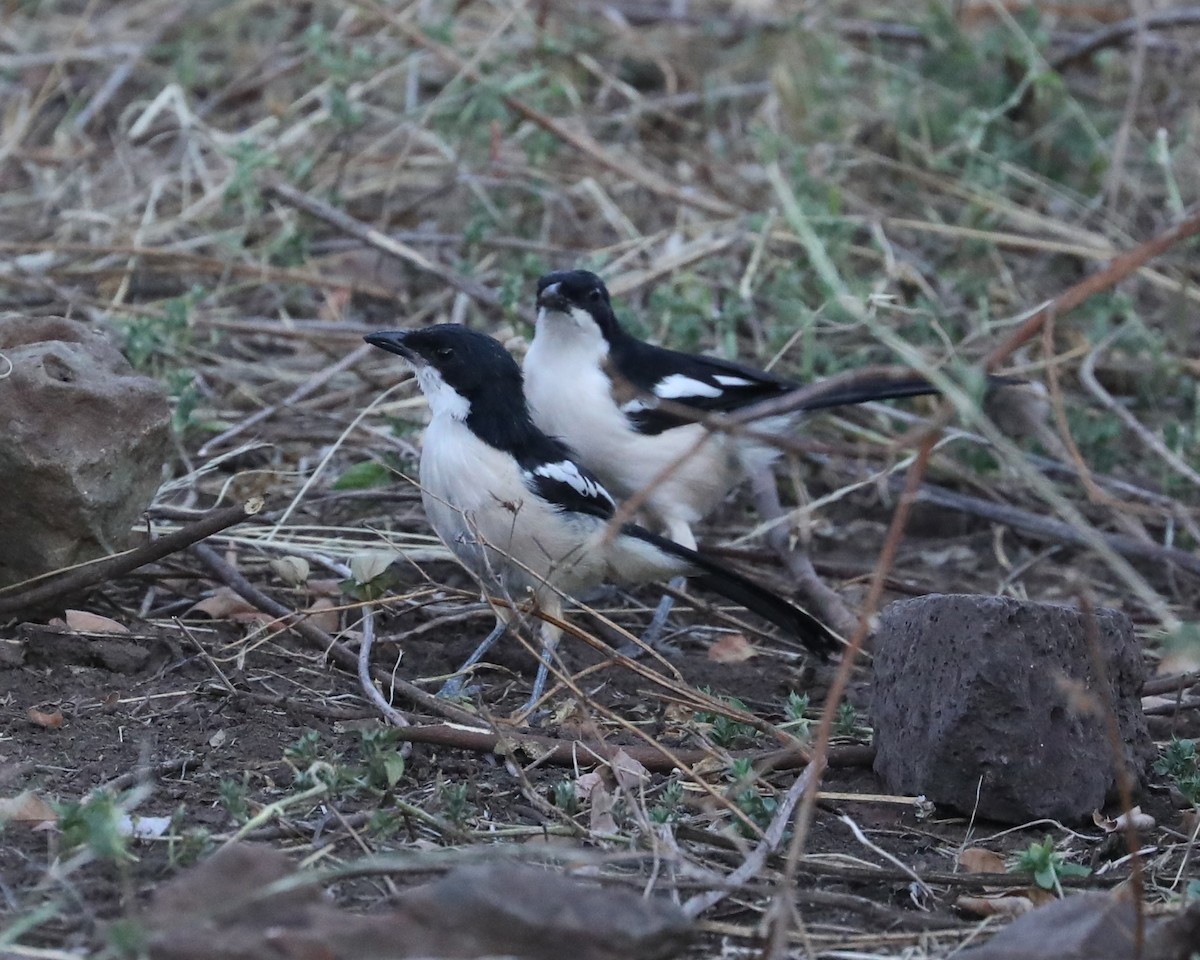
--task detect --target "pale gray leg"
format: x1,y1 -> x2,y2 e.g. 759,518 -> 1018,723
438,619 -> 506,698
635,576 -> 687,652
516,618 -> 563,715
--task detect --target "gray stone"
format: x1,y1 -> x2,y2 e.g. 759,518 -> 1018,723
872,594 -> 1152,823
0,315 -> 170,589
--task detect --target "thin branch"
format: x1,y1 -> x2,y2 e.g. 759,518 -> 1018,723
262,178 -> 504,314
0,499 -> 263,617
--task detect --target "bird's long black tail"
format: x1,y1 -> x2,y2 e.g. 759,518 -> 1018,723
791,372 -> 1023,413
624,525 -> 841,658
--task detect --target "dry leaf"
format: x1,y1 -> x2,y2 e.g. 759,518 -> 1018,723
27,706 -> 63,729
269,556 -> 310,586
190,588 -> 275,627
64,609 -> 129,634
957,894 -> 1035,918
307,578 -> 343,597
1092,806 -> 1155,833
304,597 -> 339,634
958,847 -> 1007,874
707,633 -> 757,663
349,550 -> 400,585
0,790 -> 57,825
574,771 -> 606,802
609,749 -> 650,793
589,781 -> 617,835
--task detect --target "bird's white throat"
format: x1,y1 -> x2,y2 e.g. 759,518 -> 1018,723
413,364 -> 470,421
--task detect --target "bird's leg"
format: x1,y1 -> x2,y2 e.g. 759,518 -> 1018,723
638,576 -> 687,651
437,616 -> 507,698
518,606 -> 563,714
626,519 -> 696,655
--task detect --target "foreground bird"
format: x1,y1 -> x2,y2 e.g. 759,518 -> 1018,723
364,324 -> 838,710
525,269 -> 968,552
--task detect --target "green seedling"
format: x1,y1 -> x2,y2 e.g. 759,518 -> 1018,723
1011,838 -> 1091,893
553,779 -> 579,816
1154,738 -> 1200,805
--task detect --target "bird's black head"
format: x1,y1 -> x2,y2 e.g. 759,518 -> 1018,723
364,324 -> 524,420
535,269 -> 621,341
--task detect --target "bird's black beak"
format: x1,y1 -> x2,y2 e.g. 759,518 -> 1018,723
364,331 -> 416,360
536,283 -> 571,313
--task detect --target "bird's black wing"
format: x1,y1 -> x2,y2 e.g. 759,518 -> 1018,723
606,337 -> 792,436
518,436 -> 617,520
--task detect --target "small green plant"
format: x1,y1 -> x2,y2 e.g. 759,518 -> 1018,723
58,792 -> 131,863
437,781 -> 472,825
223,139 -> 278,216
553,779 -> 579,816
167,825 -> 211,868
118,286 -> 203,373
650,781 -> 684,824
695,692 -> 760,747
333,460 -> 395,491
781,691 -> 813,737
833,702 -> 861,737
1011,838 -> 1091,892
356,727 -> 406,793
105,917 -> 147,958
218,777 -> 250,823
1154,738 -> 1200,805
727,758 -> 776,836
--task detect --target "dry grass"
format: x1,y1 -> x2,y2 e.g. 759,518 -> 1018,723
2,1 -> 1200,957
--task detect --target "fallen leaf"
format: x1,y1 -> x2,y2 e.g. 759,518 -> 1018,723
190,587 -> 259,620
610,749 -> 651,792
959,847 -> 1007,874
307,578 -> 344,597
1092,806 -> 1155,833
27,706 -> 63,729
0,791 -> 57,825
589,781 -> 617,835
707,633 -> 757,663
574,771 -> 606,802
304,597 -> 339,634
269,556 -> 310,586
349,550 -> 400,585
64,609 -> 129,633
209,729 -> 227,748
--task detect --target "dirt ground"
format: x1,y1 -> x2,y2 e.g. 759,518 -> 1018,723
2,1 -> 1200,957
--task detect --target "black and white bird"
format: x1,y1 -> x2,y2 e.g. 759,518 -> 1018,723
364,324 -> 838,710
525,269 -> 966,553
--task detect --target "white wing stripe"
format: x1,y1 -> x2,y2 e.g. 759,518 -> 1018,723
713,374 -> 755,387
532,461 -> 615,506
653,374 -> 722,399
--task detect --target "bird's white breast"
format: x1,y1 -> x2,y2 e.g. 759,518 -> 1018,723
418,413 -> 609,601
525,315 -> 750,535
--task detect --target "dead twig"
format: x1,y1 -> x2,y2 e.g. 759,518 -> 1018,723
382,723 -> 874,773
365,0 -> 738,218
1050,6 -> 1200,71
262,178 -> 504,314
0,499 -> 263,617
188,542 -> 476,727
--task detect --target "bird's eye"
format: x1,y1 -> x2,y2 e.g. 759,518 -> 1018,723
435,346 -> 454,359
587,288 -> 603,302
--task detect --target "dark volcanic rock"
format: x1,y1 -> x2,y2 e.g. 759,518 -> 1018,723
872,594 -> 1152,823
0,315 -> 170,589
